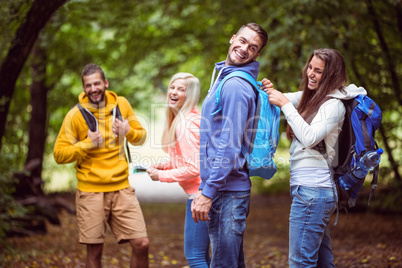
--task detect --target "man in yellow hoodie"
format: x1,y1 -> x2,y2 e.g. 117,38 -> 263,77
54,63 -> 148,268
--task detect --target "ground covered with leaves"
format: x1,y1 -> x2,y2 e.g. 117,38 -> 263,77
1,193 -> 401,267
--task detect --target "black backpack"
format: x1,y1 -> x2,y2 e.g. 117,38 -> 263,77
76,104 -> 133,163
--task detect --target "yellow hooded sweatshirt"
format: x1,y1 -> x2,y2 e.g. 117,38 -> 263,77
53,91 -> 146,192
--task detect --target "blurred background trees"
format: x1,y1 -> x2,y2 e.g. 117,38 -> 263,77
0,0 -> 400,240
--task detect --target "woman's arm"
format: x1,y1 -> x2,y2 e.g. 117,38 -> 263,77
282,99 -> 345,148
261,78 -> 302,108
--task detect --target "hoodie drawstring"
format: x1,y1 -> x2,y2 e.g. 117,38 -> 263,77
207,67 -> 227,98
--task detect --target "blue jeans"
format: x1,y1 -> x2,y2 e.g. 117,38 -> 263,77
206,191 -> 250,268
289,186 -> 337,268
185,199 -> 211,267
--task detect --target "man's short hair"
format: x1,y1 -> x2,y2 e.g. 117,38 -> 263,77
81,63 -> 106,85
236,22 -> 268,52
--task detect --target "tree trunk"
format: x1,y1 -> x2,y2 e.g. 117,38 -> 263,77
0,0 -> 67,150
378,125 -> 402,183
394,1 -> 402,42
366,0 -> 401,106
364,0 -> 402,184
25,44 -> 49,196
10,43 -> 73,236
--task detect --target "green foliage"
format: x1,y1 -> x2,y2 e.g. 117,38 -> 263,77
2,64 -> 32,169
362,180 -> 402,214
251,169 -> 290,195
0,155 -> 28,245
0,0 -> 31,61
0,0 -> 401,200
42,154 -> 77,192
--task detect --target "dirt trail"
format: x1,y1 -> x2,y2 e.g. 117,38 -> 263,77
2,193 -> 401,267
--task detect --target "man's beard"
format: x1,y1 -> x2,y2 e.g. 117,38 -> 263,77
87,91 -> 105,106
226,49 -> 252,66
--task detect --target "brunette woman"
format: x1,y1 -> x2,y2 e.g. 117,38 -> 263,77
262,48 -> 367,267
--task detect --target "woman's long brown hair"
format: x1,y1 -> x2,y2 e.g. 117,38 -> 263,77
286,48 -> 348,140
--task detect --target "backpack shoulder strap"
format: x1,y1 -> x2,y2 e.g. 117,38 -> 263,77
114,104 -> 123,121
77,103 -> 98,132
211,71 -> 260,116
313,97 -> 355,174
113,104 -> 132,163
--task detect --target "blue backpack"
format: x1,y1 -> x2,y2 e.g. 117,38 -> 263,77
211,71 -> 281,180
316,94 -> 382,209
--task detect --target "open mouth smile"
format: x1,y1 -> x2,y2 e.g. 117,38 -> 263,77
234,49 -> 246,60
170,96 -> 179,104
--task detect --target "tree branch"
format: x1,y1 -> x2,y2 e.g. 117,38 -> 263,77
378,125 -> 401,183
0,0 -> 67,150
366,0 -> 401,106
348,42 -> 402,185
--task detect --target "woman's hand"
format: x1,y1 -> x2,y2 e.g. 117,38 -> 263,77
260,78 -> 274,92
267,89 -> 290,108
146,167 -> 160,181
260,78 -> 290,108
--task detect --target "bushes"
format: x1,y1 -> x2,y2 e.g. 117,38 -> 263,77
251,164 -> 291,195
0,156 -> 28,245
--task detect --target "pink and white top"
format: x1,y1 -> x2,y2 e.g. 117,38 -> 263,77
158,108 -> 201,195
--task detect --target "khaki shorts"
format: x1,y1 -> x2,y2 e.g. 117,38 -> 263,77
75,186 -> 147,244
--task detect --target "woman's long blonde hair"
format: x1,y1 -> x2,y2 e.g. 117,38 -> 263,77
162,73 -> 200,152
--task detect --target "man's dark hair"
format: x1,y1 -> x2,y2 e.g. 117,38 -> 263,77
236,22 -> 268,52
81,63 -> 106,85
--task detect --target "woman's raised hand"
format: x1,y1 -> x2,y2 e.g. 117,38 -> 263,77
260,78 -> 290,108
260,78 -> 274,93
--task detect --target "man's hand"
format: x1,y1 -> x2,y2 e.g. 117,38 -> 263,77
87,129 -> 103,147
113,118 -> 129,136
146,167 -> 160,181
191,191 -> 212,223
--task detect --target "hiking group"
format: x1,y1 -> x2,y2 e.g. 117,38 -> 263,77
54,22 -> 382,268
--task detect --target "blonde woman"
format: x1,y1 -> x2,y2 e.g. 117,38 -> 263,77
147,73 -> 210,267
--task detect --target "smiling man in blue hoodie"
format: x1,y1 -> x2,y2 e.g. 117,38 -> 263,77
192,22 -> 268,267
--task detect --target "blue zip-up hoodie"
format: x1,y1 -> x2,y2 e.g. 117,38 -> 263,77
199,60 -> 259,199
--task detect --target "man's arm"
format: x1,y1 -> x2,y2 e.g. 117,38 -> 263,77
192,78 -> 255,223
53,110 -> 97,164
201,78 -> 255,199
